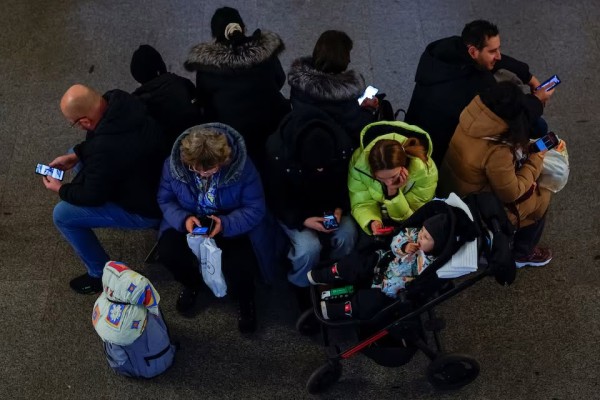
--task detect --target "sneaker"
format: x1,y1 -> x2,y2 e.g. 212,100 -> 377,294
515,247 -> 553,268
320,300 -> 353,320
69,273 -> 102,295
307,263 -> 342,285
238,300 -> 257,333
176,287 -> 199,315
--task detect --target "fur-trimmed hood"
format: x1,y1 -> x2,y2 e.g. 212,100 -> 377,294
169,123 -> 247,187
184,30 -> 284,72
287,57 -> 365,101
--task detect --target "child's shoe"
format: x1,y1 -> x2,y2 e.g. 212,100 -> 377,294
307,263 -> 342,285
320,300 -> 353,320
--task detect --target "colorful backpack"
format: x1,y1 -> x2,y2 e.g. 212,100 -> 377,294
92,261 -> 177,378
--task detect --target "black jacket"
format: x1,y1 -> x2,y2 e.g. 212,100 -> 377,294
184,30 -> 291,164
59,90 -> 168,218
132,72 -> 201,146
405,36 -> 542,166
265,106 -> 356,230
287,57 -> 375,147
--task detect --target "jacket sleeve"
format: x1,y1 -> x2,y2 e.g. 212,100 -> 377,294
220,160 -> 266,237
156,160 -> 191,232
403,158 -> 438,214
348,151 -> 382,234
485,145 -> 544,203
58,145 -> 117,206
493,54 -> 532,85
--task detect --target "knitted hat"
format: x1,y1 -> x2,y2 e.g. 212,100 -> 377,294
130,44 -> 166,84
422,214 -> 450,256
299,127 -> 336,169
211,7 -> 245,42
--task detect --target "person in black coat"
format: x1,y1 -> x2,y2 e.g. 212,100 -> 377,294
184,7 -> 290,170
265,105 -> 358,311
42,84 -> 168,294
405,20 -> 555,166
130,44 -> 201,146
287,30 -> 377,147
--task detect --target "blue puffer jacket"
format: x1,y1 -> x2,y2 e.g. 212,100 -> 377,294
157,123 -> 280,283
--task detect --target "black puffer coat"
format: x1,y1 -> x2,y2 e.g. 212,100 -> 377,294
184,30 -> 290,166
132,72 -> 200,146
59,90 -> 168,218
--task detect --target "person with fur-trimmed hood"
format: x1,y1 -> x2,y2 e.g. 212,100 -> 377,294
184,7 -> 290,170
287,30 -> 377,146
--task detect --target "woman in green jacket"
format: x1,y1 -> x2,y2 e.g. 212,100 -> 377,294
348,121 -> 438,235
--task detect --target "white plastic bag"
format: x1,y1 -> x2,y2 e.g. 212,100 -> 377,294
538,140 -> 569,193
186,234 -> 227,297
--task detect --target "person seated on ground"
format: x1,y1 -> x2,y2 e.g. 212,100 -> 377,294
348,122 -> 438,237
130,44 -> 201,146
437,82 -> 553,268
42,84 -> 167,294
265,105 -> 358,312
308,214 -> 451,320
287,30 -> 378,146
184,6 -> 290,171
156,123 -> 274,333
405,19 -> 554,166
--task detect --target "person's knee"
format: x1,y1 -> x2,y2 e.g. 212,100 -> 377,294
53,201 -> 74,227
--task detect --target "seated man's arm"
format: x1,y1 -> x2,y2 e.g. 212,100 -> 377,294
58,150 -> 115,206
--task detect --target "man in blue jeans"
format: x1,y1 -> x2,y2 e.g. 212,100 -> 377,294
42,84 -> 168,294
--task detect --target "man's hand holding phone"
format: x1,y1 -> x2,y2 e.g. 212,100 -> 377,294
305,216 -> 334,233
50,153 -> 79,171
42,175 -> 62,192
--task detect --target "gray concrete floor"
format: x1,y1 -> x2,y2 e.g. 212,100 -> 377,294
1,1 -> 599,399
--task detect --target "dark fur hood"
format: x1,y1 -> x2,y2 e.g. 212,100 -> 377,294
184,30 -> 284,72
287,57 -> 365,101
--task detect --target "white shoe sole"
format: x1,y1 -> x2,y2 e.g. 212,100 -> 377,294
515,257 -> 552,269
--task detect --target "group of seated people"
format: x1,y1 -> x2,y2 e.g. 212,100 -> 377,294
41,8 -> 557,334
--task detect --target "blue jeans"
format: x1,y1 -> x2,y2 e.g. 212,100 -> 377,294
53,201 -> 160,278
280,216 -> 358,287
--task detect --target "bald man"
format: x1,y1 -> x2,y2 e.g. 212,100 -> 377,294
43,84 -> 168,294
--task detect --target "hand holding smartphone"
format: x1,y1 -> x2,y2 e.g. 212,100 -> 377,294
192,216 -> 215,236
530,131 -> 560,153
322,212 -> 340,230
35,163 -> 64,180
358,85 -> 379,105
536,75 -> 561,92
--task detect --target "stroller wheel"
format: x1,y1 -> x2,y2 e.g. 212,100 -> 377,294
427,353 -> 480,390
306,361 -> 342,394
296,308 -> 320,336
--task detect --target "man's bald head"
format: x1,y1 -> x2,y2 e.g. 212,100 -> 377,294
60,84 -> 106,130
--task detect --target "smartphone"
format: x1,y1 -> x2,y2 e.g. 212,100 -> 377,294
358,85 -> 379,105
323,213 -> 339,230
35,163 -> 64,181
375,226 -> 394,235
536,75 -> 561,92
192,226 -> 210,235
530,131 -> 560,153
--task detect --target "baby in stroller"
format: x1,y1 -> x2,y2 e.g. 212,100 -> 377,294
308,213 -> 454,319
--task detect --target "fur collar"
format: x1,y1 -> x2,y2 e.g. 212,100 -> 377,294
169,123 -> 247,187
287,57 -> 365,101
184,30 -> 283,72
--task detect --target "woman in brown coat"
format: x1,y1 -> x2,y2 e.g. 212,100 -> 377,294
438,82 -> 553,268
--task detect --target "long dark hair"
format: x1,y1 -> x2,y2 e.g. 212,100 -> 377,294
479,81 -> 531,148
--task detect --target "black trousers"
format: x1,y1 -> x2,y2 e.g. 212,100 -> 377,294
513,216 -> 547,258
157,228 -> 257,301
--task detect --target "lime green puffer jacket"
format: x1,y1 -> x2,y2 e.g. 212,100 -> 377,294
348,121 -> 438,234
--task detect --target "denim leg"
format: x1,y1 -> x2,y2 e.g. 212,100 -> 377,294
53,201 -> 160,277
279,222 -> 322,287
329,216 -> 358,261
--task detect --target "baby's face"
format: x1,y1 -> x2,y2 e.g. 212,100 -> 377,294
417,226 -> 435,253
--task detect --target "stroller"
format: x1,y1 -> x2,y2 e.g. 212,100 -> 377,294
296,192 -> 516,394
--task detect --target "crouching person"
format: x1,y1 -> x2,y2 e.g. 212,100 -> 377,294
156,123 -> 270,333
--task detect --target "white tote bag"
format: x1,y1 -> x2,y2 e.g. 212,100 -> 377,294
186,234 -> 227,297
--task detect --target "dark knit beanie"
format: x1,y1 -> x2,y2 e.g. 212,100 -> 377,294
422,214 -> 450,256
130,45 -> 167,84
299,127 -> 336,169
211,7 -> 245,42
